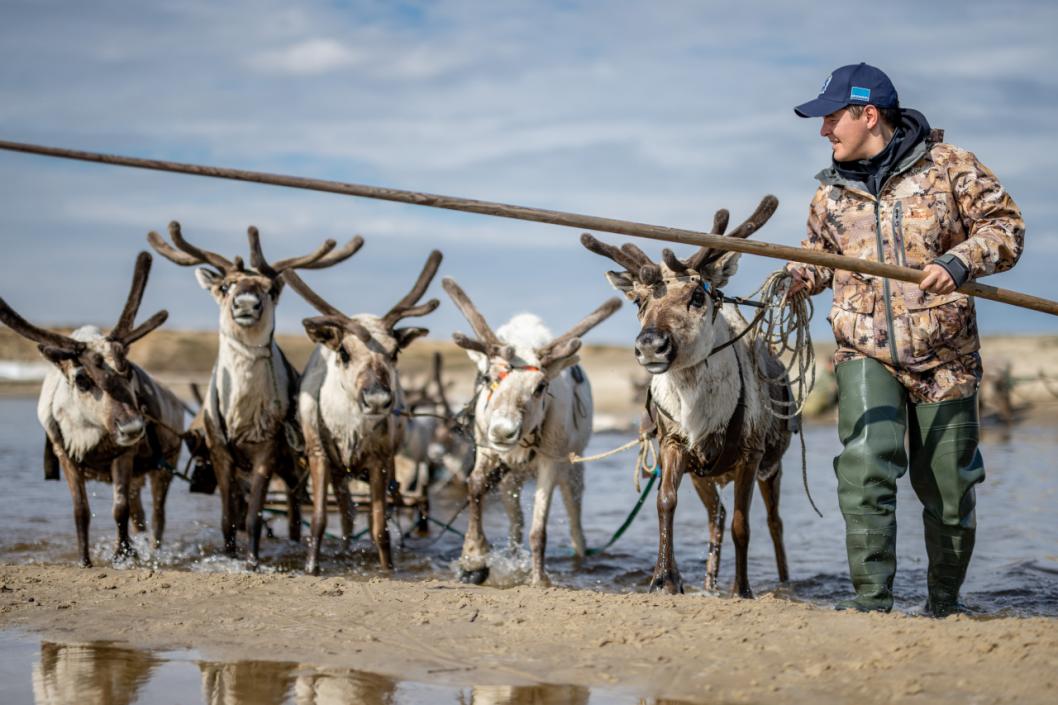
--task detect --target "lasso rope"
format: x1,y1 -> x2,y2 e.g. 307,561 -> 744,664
738,270 -> 823,517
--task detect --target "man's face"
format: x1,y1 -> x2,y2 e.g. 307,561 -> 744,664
820,107 -> 873,162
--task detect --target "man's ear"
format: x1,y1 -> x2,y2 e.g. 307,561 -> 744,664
604,271 -> 635,297
195,268 -> 222,291
302,317 -> 344,350
394,327 -> 428,351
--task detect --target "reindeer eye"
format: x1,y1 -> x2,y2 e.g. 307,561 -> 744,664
533,381 -> 547,396
690,286 -> 706,309
219,283 -> 230,295
73,370 -> 93,392
338,347 -> 351,365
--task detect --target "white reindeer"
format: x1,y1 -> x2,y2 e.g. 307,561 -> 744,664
442,277 -> 621,586
581,195 -> 791,596
148,222 -> 361,567
283,252 -> 442,573
0,252 -> 184,566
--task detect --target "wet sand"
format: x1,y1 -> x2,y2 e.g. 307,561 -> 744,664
2,564 -> 1056,704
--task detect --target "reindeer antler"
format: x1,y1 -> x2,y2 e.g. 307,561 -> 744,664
147,221 -> 235,272
538,297 -> 622,366
110,251 -> 169,345
0,297 -> 84,353
282,270 -> 348,319
431,351 -> 452,416
686,196 -> 778,272
442,277 -> 509,358
383,250 -> 442,328
248,226 -> 364,277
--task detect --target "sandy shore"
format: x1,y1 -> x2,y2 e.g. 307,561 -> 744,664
2,564 -> 1056,703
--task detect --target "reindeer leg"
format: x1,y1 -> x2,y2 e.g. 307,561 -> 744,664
529,460 -> 559,587
305,453 -> 329,576
110,454 -> 137,561
459,458 -> 504,584
245,459 -> 272,571
415,461 -> 430,538
369,459 -> 394,570
691,475 -> 725,594
499,473 -> 524,550
148,465 -> 173,550
331,471 -> 356,550
558,461 -> 587,560
649,443 -> 686,594
129,476 -> 147,533
279,456 -> 303,544
212,447 -> 239,557
731,452 -> 762,598
758,461 -> 789,583
59,452 -> 92,567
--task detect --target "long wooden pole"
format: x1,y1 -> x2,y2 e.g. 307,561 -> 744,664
2,138 -> 1054,317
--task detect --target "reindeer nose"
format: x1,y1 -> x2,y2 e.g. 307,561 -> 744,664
360,385 -> 393,415
115,417 -> 145,445
488,418 -> 522,447
635,327 -> 672,360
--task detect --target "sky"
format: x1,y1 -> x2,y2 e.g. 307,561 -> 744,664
1,0 -> 1057,347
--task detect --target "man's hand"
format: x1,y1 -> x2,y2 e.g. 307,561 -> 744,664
786,267 -> 811,298
919,264 -> 957,294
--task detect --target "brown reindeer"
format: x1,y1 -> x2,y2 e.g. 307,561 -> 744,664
581,196 -> 791,596
284,251 -> 442,573
148,222 -> 361,567
0,252 -> 183,566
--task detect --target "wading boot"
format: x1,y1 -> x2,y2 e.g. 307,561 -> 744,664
909,393 -> 984,618
834,358 -> 908,613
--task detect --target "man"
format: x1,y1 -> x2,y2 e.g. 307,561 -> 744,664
786,63 -> 1024,616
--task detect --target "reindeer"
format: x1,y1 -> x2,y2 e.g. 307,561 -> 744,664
0,252 -> 183,567
147,222 -> 361,567
442,277 -> 621,586
283,251 -> 442,573
581,195 -> 791,597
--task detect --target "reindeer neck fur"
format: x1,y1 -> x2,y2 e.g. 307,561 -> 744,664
212,328 -> 289,444
650,307 -> 760,447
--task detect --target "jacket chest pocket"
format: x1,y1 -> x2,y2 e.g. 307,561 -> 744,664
894,194 -> 953,264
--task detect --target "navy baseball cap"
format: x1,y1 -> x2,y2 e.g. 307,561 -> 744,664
794,63 -> 899,118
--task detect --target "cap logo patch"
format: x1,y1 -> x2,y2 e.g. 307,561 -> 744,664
819,74 -> 832,94
850,86 -> 871,102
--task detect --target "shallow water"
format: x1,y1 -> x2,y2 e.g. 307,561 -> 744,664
0,630 -> 702,705
1,397 -> 1057,616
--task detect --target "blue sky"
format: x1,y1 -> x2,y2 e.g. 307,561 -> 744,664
1,1 -> 1056,345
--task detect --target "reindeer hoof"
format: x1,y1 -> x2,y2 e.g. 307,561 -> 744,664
79,557 -> 93,569
649,571 -> 684,594
530,573 -> 552,588
246,557 -> 260,572
113,544 -> 138,562
736,586 -> 754,599
459,566 -> 489,584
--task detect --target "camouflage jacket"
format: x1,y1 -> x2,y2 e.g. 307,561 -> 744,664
789,132 -> 1024,373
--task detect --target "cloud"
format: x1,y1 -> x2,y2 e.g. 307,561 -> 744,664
247,38 -> 362,75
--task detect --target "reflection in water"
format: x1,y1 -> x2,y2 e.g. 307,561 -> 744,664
32,641 -> 159,705
468,684 -> 589,705
24,637 -> 618,705
293,666 -> 397,705
201,660 -> 296,705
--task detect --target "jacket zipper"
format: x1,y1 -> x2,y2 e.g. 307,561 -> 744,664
874,199 -> 900,366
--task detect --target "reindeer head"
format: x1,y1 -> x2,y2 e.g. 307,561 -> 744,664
443,277 -> 620,453
285,251 -> 442,418
581,195 -> 777,374
148,222 -> 362,345
0,252 -> 169,448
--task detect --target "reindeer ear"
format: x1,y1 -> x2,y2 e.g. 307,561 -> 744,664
394,327 -> 428,350
37,344 -> 80,367
604,271 -> 635,296
302,317 -> 344,350
542,338 -> 582,379
195,268 -> 222,291
705,252 -> 740,289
